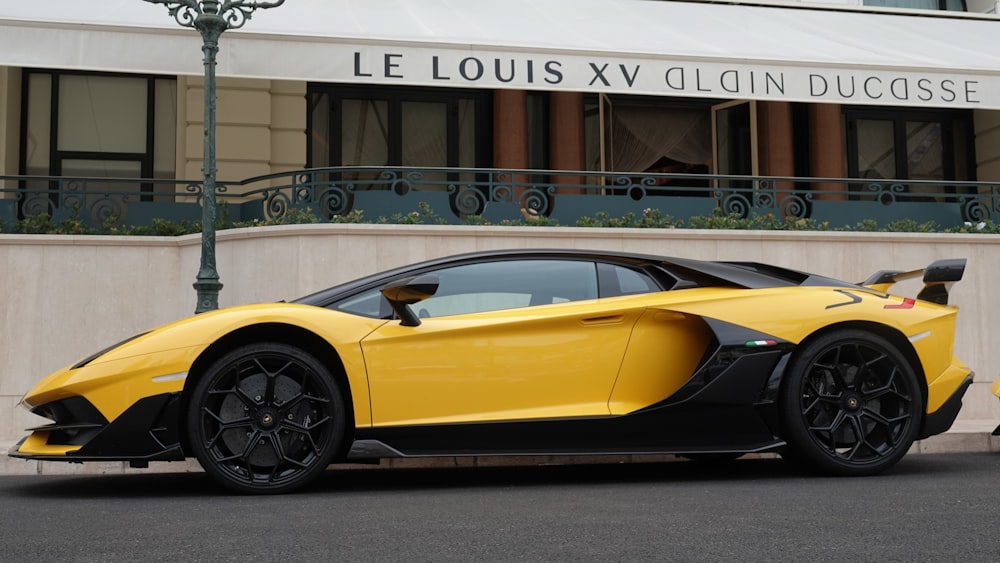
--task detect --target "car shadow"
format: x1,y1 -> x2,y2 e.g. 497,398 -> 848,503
5,452 -> 960,499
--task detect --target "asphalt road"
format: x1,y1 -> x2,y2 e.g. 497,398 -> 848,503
1,453 -> 999,562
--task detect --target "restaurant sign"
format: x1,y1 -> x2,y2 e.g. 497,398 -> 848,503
346,46 -> 993,109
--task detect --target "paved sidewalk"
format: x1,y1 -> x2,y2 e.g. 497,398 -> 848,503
3,420 -> 997,476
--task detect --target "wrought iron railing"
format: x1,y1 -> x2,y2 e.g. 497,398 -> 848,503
2,168 -> 998,232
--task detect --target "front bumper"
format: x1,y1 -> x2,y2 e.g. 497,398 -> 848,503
9,392 -> 186,463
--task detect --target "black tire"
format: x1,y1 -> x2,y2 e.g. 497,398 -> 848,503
187,343 -> 346,494
779,329 -> 921,476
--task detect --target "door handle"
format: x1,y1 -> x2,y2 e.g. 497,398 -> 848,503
580,315 -> 624,326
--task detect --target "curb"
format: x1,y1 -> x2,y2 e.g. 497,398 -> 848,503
3,421 -> 997,477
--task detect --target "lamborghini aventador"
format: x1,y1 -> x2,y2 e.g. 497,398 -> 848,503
10,250 -> 973,494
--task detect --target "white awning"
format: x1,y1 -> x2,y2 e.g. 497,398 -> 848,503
2,0 -> 999,108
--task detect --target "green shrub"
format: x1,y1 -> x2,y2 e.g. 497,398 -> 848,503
4,202 -> 999,235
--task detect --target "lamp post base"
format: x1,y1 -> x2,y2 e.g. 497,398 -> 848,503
193,278 -> 223,314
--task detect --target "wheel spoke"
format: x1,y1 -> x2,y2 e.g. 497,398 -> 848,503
809,408 -> 845,436
801,394 -> 823,417
269,431 -> 309,471
266,432 -> 287,465
203,415 -> 253,450
860,407 -> 892,428
279,414 -> 332,454
206,366 -> 260,409
842,415 -> 867,461
207,430 -> 265,469
861,409 -> 910,446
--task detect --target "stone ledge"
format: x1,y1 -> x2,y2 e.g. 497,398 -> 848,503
3,421 -> 997,476
912,419 -> 1000,454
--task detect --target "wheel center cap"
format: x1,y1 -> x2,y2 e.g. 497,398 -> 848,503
844,394 -> 862,411
257,408 -> 278,430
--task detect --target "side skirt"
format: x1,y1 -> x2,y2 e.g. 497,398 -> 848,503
346,437 -> 786,461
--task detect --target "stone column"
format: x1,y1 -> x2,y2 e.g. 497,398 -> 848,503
809,103 -> 847,200
757,101 -> 795,213
548,91 -> 585,194
493,89 -> 530,209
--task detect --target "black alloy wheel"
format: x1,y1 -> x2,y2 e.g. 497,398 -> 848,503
780,329 -> 921,476
187,343 -> 346,494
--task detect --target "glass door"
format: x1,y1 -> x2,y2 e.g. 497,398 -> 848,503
711,100 -> 757,179
711,100 -> 758,214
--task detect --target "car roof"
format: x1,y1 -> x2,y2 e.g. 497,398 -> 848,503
293,249 -> 859,306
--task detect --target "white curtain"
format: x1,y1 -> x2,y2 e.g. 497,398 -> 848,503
610,106 -> 712,173
342,99 -> 389,166
401,101 -> 448,167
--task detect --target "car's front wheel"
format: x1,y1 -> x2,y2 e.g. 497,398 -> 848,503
779,329 -> 921,476
187,343 -> 346,494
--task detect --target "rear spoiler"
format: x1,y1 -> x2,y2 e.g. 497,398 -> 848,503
861,258 -> 966,305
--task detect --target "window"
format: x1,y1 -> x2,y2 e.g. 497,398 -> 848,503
598,263 -> 662,296
20,70 -> 177,199
332,290 -> 387,319
844,107 -> 975,198
584,95 -> 713,175
307,84 -> 491,171
416,260 -> 598,317
584,95 -> 713,191
864,0 -> 966,11
331,258 -> 662,320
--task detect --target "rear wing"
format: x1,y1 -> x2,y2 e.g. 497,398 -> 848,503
861,258 -> 966,305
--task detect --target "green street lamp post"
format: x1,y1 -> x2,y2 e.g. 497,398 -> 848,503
144,0 -> 285,313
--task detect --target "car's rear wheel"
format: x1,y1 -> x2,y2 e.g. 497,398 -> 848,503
779,329 -> 921,476
187,343 -> 346,494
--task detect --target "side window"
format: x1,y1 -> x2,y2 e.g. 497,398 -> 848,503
332,289 -> 387,318
330,259 -> 600,319
597,263 -> 662,297
417,260 -> 598,318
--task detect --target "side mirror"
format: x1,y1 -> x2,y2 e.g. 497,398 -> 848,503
380,274 -> 439,327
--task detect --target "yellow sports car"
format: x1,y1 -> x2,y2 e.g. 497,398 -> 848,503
10,250 -> 972,494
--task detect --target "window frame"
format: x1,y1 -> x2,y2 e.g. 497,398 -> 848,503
18,69 -> 171,186
843,106 -> 976,183
306,83 -> 493,169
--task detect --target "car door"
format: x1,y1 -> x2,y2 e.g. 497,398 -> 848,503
359,258 -> 646,427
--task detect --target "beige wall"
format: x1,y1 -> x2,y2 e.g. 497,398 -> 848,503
0,66 -> 20,182
1,225 -> 999,442
181,76 -> 306,183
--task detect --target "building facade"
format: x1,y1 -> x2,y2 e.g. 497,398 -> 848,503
2,0 -> 1000,228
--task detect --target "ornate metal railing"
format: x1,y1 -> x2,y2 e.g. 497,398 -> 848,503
2,168 -> 999,232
